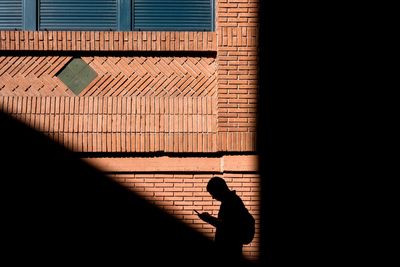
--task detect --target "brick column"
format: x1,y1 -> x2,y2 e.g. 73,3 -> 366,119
216,0 -> 259,152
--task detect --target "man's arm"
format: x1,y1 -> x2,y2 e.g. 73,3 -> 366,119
197,212 -> 220,227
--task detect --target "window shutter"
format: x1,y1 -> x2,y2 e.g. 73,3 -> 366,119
0,0 -> 23,30
133,0 -> 213,31
39,0 -> 118,30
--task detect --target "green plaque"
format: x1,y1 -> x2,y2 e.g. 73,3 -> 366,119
57,58 -> 97,95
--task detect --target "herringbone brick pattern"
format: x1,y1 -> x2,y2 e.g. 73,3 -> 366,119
81,56 -> 217,97
0,56 -> 73,96
0,56 -> 217,97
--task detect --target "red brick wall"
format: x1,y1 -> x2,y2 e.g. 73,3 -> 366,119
0,0 -> 261,262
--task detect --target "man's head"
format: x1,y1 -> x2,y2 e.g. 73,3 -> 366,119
206,176 -> 230,201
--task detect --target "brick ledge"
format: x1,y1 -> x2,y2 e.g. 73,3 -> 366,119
83,155 -> 258,173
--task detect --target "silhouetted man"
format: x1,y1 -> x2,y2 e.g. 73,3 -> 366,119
196,176 -> 249,263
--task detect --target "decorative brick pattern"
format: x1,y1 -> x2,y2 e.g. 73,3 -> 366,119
0,56 -> 73,96
0,56 -> 217,97
81,56 -> 217,97
109,172 -> 260,262
0,31 -> 217,52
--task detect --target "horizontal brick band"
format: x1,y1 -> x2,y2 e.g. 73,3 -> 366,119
0,95 -> 217,152
0,55 -> 217,97
83,155 -> 258,173
0,31 -> 217,52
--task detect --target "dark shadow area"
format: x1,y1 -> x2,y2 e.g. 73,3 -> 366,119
0,111 -> 257,267
257,1 -> 328,264
256,1 -> 367,266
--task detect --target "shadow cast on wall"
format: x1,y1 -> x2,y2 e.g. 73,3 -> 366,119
0,111 -> 257,267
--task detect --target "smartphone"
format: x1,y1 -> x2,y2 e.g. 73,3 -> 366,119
193,209 -> 200,215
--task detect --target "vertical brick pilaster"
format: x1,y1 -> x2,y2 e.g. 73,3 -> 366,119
216,0 -> 259,152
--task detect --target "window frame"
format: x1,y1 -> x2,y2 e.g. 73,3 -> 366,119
1,0 -> 214,32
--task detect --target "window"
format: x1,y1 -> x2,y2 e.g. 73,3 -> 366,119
0,0 -> 214,31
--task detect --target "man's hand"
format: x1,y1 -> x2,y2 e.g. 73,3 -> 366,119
197,211 -> 213,223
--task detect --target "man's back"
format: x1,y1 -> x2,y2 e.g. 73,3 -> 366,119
215,190 -> 245,255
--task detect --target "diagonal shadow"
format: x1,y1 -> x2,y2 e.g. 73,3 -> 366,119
0,111 -> 257,266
